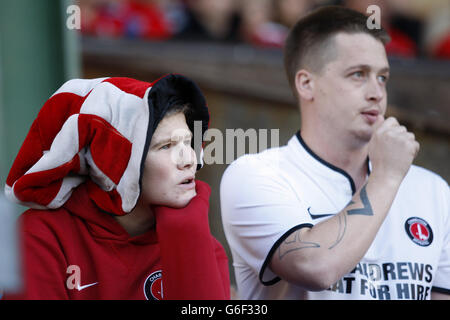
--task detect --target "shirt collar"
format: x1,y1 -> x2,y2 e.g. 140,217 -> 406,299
289,131 -> 370,195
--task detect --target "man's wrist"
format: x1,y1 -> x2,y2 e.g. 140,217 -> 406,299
369,169 -> 403,190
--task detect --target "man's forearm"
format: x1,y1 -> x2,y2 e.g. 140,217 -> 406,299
271,172 -> 403,290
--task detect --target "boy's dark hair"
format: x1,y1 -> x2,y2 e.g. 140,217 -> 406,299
283,5 -> 390,96
165,102 -> 192,118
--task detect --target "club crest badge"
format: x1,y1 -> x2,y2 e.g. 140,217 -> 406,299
143,270 -> 163,300
405,217 -> 433,247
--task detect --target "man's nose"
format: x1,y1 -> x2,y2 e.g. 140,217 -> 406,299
365,76 -> 385,103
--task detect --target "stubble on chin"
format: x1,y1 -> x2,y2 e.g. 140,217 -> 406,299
348,126 -> 374,149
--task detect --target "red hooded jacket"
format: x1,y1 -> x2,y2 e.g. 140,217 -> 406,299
5,180 -> 229,300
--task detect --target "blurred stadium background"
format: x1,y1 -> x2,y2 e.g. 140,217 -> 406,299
1,0 -> 449,295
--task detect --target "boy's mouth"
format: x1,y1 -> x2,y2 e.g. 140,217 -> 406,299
179,177 -> 195,189
180,178 -> 194,184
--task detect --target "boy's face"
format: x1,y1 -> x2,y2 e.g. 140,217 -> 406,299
140,112 -> 197,208
310,32 -> 390,143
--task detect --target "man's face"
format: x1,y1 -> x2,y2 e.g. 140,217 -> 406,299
140,112 -> 197,208
311,32 -> 390,143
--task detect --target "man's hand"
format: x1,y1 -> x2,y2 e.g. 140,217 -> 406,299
369,117 -> 420,183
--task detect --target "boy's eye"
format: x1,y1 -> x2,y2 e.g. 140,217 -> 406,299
160,143 -> 171,150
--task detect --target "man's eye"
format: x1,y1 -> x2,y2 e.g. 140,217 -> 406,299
378,75 -> 388,83
184,139 -> 192,146
352,71 -> 364,78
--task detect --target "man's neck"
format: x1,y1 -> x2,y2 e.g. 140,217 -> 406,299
300,128 -> 369,191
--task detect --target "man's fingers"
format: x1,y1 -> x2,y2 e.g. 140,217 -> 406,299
383,117 -> 399,127
406,132 -> 415,141
373,114 -> 385,131
414,141 -> 420,158
374,116 -> 398,134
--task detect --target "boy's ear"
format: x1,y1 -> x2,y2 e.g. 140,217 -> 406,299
294,69 -> 314,101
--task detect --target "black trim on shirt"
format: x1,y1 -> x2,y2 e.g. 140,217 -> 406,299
432,286 -> 450,295
259,223 -> 314,286
295,131 -> 357,195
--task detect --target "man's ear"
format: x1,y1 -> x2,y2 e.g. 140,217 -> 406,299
294,69 -> 314,101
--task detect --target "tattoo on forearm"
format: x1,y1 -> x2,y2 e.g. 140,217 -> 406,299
278,185 -> 373,258
278,229 -> 320,260
347,185 -> 373,216
328,212 -> 347,249
328,184 -> 372,249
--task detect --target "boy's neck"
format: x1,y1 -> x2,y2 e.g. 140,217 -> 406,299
114,200 -> 155,237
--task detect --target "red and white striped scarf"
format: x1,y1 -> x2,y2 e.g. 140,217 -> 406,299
5,74 -> 209,215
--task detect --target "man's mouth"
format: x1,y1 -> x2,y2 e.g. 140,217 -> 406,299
361,109 -> 380,124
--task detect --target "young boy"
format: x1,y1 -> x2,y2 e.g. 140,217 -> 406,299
4,74 -> 230,300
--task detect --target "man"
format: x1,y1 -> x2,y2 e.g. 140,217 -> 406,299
220,6 -> 449,300
3,74 -> 230,299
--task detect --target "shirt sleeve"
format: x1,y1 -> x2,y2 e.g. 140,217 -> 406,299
154,180 -> 230,300
432,181 -> 450,295
220,156 -> 312,285
213,237 -> 231,298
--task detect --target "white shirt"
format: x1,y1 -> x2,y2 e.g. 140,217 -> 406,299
220,132 -> 450,300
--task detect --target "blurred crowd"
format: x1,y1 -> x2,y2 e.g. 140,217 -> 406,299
79,0 -> 450,60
